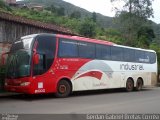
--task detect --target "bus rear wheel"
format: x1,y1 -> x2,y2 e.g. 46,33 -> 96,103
135,78 -> 143,91
126,78 -> 134,92
55,80 -> 71,98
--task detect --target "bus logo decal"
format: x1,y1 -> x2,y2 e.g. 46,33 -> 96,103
74,70 -> 103,80
120,63 -> 144,71
72,60 -> 113,80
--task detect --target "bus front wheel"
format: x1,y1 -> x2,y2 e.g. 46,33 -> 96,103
126,78 -> 134,92
55,80 -> 71,98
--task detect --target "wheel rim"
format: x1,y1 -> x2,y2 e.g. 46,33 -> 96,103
127,80 -> 133,91
59,85 -> 67,94
128,83 -> 132,89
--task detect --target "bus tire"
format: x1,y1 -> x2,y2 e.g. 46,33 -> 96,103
55,80 -> 71,98
135,78 -> 143,91
126,78 -> 134,92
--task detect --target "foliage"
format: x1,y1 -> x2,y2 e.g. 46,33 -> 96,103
105,28 -> 125,44
22,0 -> 160,48
20,0 -> 114,28
111,0 -> 154,47
70,11 -> 81,19
0,0 -> 12,11
111,0 -> 154,19
78,18 -> 96,38
45,5 -> 65,16
150,43 -> 160,71
92,12 -> 97,22
137,26 -> 155,47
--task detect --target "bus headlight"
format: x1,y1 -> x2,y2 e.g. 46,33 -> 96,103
5,82 -> 8,86
20,82 -> 30,86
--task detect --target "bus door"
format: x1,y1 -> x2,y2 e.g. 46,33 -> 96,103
32,35 -> 56,93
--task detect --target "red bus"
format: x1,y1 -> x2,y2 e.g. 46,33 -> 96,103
4,33 -> 157,97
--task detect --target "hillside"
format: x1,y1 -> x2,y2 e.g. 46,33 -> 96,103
20,0 -> 160,35
21,0 -> 160,40
18,0 -> 115,28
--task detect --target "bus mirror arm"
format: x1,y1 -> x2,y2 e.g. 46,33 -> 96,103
1,53 -> 5,65
1,52 -> 9,65
33,53 -> 40,65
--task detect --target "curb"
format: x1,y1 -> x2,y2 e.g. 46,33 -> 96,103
0,92 -> 19,97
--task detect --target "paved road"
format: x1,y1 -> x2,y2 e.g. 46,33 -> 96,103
0,87 -> 160,114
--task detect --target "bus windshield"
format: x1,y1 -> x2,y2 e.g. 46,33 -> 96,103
6,37 -> 34,79
6,50 -> 31,78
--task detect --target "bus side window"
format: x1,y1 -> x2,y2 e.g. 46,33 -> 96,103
123,48 -> 135,62
78,42 -> 95,59
135,50 -> 145,63
58,39 -> 78,58
145,52 -> 156,64
111,47 -> 123,61
96,44 -> 111,60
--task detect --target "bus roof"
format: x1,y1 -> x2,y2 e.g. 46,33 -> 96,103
56,34 -> 155,53
21,33 -> 156,53
21,34 -> 39,39
115,44 -> 156,53
56,34 -> 115,46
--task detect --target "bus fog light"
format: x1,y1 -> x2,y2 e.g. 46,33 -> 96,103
20,82 -> 30,86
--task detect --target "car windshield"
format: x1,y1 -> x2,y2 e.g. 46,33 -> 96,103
6,49 -> 31,79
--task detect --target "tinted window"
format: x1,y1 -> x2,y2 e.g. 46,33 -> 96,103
33,35 -> 56,76
10,42 -> 23,52
135,50 -> 145,63
96,44 -> 110,60
111,47 -> 123,61
145,52 -> 156,64
78,42 -> 95,59
123,48 -> 135,62
58,39 -> 78,57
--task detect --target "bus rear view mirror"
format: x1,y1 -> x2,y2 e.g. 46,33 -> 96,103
33,53 -> 40,65
1,53 -> 8,66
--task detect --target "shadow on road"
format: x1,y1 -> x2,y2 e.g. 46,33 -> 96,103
0,87 -> 154,101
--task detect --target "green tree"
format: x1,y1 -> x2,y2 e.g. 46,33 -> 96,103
111,0 -> 154,47
78,18 -> 96,37
105,28 -> 125,44
150,43 -> 160,71
45,5 -> 65,16
45,5 -> 56,13
111,0 -> 154,18
0,0 -> 12,11
70,11 -> 81,19
92,12 -> 97,22
137,26 -> 155,47
57,7 -> 65,16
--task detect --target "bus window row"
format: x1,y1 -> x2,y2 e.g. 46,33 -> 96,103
58,38 -> 156,64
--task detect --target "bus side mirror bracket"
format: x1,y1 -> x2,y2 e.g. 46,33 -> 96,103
1,52 -> 8,66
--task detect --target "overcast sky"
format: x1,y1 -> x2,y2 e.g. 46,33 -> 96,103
63,0 -> 160,24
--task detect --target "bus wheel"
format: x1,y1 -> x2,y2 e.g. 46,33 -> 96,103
55,80 -> 71,98
135,78 -> 143,91
126,78 -> 134,92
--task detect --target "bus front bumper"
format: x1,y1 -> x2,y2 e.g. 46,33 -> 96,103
5,85 -> 32,94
